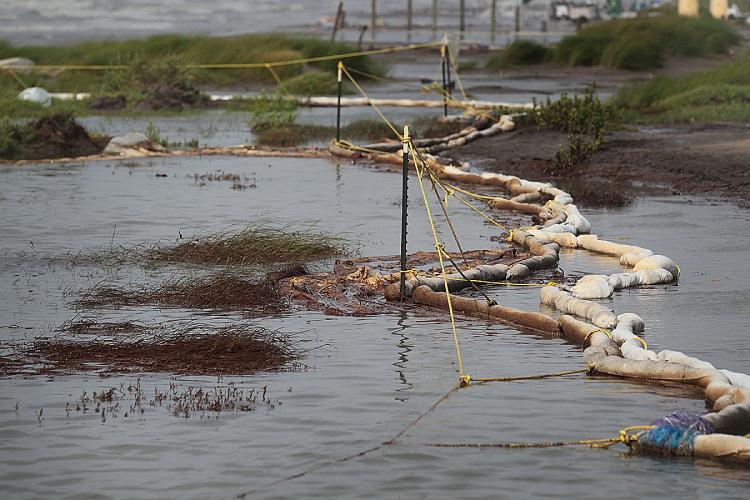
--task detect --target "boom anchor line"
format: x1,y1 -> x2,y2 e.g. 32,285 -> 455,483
327,56 -> 750,465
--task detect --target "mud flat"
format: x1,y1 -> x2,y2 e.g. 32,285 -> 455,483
448,122 -> 750,208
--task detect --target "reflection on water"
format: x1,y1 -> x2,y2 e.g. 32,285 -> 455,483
0,156 -> 748,498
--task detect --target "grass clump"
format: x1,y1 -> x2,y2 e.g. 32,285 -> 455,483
276,71 -> 338,96
248,94 -> 298,132
76,268 -> 306,314
611,52 -> 750,122
100,56 -> 207,111
531,87 -> 613,174
147,225 -> 348,265
487,40 -> 553,69
0,120 -> 29,159
0,111 -> 105,160
556,15 -> 739,69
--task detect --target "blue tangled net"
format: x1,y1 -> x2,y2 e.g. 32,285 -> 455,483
635,411 -> 714,457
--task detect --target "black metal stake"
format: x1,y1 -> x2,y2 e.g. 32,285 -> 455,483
441,47 -> 448,118
400,125 -> 410,299
445,48 -> 453,103
336,61 -> 342,141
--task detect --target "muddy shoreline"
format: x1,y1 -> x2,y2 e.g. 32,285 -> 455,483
447,122 -> 750,208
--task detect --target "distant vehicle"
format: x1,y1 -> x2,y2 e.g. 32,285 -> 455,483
551,1 -> 600,22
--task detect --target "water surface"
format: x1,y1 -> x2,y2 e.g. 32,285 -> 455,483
0,156 -> 748,499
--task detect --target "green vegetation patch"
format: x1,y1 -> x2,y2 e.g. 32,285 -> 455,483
556,15 -> 739,69
530,88 -> 613,174
0,34 -> 381,92
611,52 -> 750,122
487,40 -> 553,69
275,71 -> 339,96
146,225 -> 350,266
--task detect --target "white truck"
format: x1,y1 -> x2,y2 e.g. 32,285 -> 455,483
551,1 -> 600,22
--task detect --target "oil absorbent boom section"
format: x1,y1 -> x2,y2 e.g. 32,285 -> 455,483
330,112 -> 750,463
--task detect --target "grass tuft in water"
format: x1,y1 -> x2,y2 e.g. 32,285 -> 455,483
76,267 -> 307,313
146,225 -> 349,266
4,323 -> 299,376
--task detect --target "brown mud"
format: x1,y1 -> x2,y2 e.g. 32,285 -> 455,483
447,123 -> 750,207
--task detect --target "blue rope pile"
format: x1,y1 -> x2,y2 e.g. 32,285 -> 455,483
635,411 -> 714,457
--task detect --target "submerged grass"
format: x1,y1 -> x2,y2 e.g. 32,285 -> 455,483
76,267 -> 306,313
5,323 -> 298,376
611,52 -> 750,122
555,15 -> 739,70
55,225 -> 349,269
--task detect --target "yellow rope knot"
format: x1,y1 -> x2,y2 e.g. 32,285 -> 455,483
459,375 -> 471,388
618,425 -> 654,447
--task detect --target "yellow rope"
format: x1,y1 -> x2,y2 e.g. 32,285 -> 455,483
334,139 -> 394,156
444,277 -> 559,287
424,168 -> 511,232
631,336 -> 649,351
472,368 -> 587,383
345,66 -> 429,92
440,181 -> 499,202
8,41 -> 443,72
582,329 -> 612,348
1,68 -> 29,89
265,64 -> 285,89
341,65 -> 402,141
425,424 -> 654,450
447,53 -> 468,101
411,146 -> 467,385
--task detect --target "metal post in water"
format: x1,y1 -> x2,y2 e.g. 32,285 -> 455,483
331,2 -> 344,43
336,62 -> 343,141
445,45 -> 453,103
459,0 -> 466,40
432,0 -> 438,39
491,0 -> 497,44
407,0 -> 413,41
441,45 -> 448,118
371,0 -> 377,43
400,125 -> 410,299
